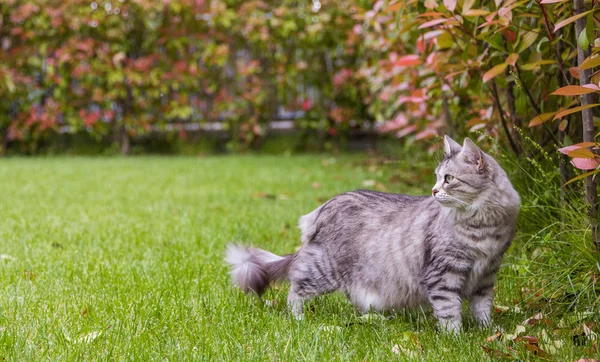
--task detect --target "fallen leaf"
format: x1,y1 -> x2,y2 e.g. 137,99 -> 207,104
392,331 -> 422,358
320,325 -> 342,333
252,192 -> 276,199
76,331 -> 103,343
486,332 -> 502,342
264,300 -> 278,307
505,324 -> 526,341
311,182 -> 321,189
541,329 -> 565,354
358,313 -> 387,322
23,269 -> 37,281
523,312 -> 544,325
375,182 -> 387,192
362,179 -> 376,187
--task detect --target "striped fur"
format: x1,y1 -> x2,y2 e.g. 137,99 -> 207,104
225,136 -> 520,332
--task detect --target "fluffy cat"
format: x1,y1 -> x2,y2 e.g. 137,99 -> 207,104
225,136 -> 520,332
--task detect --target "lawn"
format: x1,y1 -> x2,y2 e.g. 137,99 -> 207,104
0,155 -> 596,360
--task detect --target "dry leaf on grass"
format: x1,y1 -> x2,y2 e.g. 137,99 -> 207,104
320,325 -> 342,333
392,332 -> 422,358
358,313 -> 387,322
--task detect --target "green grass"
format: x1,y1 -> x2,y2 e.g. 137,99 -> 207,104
0,155 -> 598,360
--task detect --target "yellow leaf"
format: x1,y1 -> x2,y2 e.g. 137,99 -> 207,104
505,53 -> 519,66
554,9 -> 596,32
528,112 -> 555,127
580,55 -> 600,70
551,85 -> 599,96
482,63 -> 507,83
553,103 -> 600,120
385,2 -> 404,12
464,9 -> 490,16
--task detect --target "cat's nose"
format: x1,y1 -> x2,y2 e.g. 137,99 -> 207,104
432,188 -> 439,196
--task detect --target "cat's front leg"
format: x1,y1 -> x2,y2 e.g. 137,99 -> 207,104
428,290 -> 462,333
469,281 -> 495,328
423,274 -> 465,333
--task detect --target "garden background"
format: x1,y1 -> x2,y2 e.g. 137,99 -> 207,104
1,0 -> 600,359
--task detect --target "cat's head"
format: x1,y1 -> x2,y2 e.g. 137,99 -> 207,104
432,136 -> 505,210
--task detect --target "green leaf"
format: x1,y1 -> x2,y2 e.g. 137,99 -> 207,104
578,29 -> 590,49
516,30 -> 538,53
437,31 -> 453,49
586,14 -> 595,45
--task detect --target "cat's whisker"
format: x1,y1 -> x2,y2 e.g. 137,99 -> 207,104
446,195 -> 472,208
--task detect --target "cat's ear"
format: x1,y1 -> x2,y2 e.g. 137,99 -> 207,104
462,138 -> 487,173
443,135 -> 461,157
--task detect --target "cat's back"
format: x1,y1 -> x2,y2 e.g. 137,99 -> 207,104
298,189 -> 431,244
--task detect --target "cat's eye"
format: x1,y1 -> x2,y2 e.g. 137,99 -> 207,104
444,174 -> 454,183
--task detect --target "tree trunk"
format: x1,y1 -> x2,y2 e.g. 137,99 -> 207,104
0,130 -> 7,156
119,127 -> 130,155
574,0 -> 599,250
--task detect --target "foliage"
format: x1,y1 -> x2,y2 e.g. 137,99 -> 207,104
354,0 -> 596,152
0,0 -> 363,152
3,0 -> 600,159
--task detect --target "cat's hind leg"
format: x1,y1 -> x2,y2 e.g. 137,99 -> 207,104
286,245 -> 341,319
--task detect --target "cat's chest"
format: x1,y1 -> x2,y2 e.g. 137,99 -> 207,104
453,223 -> 510,256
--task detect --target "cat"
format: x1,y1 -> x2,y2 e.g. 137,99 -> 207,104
225,136 -> 520,332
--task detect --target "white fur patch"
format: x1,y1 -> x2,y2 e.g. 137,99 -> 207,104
298,208 -> 320,244
349,286 -> 384,312
225,244 -> 254,288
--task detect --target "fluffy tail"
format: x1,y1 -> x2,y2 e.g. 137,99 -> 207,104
225,244 -> 295,296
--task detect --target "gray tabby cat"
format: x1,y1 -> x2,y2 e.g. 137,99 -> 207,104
225,136 -> 520,332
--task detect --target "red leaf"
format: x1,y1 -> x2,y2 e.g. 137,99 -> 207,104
501,29 -> 517,43
570,67 -> 581,79
395,125 -> 417,138
418,18 -> 449,29
571,158 -> 600,170
395,55 -> 422,67
302,99 -> 312,111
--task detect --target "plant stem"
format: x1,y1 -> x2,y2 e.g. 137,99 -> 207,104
490,79 -> 519,155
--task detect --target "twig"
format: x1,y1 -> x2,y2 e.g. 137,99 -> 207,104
489,79 -> 519,155
513,63 -> 561,146
538,1 -> 570,85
